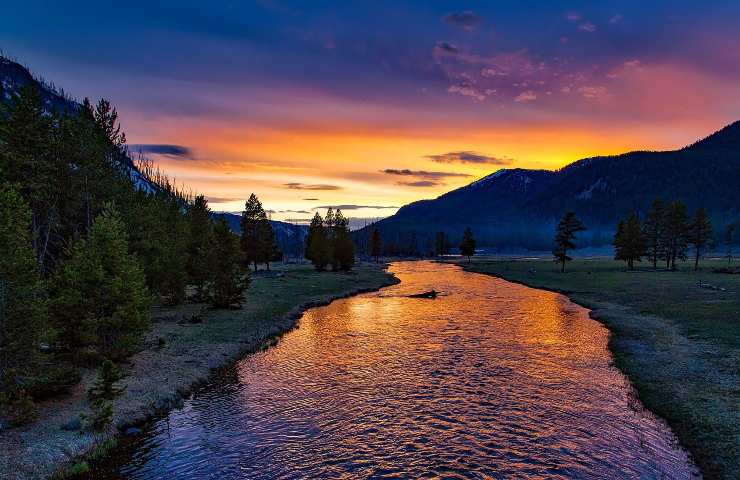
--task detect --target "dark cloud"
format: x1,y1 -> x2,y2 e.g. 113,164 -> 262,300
129,144 -> 193,158
425,151 -> 514,165
443,11 -> 483,31
382,168 -> 470,179
315,204 -> 398,210
284,182 -> 342,191
435,42 -> 460,55
397,180 -> 439,187
302,198 -> 320,201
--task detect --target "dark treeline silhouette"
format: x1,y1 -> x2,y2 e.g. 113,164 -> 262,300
0,84 -> 248,428
613,199 -> 717,271
305,208 -> 355,271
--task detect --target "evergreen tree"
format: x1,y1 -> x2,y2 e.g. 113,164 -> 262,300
553,212 -> 586,272
53,204 -> 150,359
210,219 -> 250,308
259,218 -> 279,271
305,212 -> 329,271
643,198 -> 665,269
613,213 -> 646,270
87,359 -> 124,403
688,208 -> 713,271
370,228 -> 382,263
0,184 -> 47,400
185,195 -> 214,300
662,201 -> 689,271
435,231 -> 451,256
333,209 -> 355,271
324,208 -> 338,270
240,193 -> 270,271
459,227 -> 476,263
725,222 -> 736,264
0,85 -> 63,271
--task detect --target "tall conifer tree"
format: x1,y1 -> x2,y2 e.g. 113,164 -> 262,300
370,228 -> 382,263
185,195 -> 214,300
210,219 -> 250,308
643,198 -> 665,269
459,227 -> 476,263
688,208 -> 713,271
553,212 -> 586,272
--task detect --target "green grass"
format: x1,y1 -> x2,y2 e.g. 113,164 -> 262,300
460,257 -> 740,479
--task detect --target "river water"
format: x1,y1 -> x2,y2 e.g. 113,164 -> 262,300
100,261 -> 697,479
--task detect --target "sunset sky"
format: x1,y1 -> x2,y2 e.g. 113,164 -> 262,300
3,1 -> 740,222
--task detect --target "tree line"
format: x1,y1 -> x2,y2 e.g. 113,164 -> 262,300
613,199 -> 715,271
0,84 -> 254,427
552,199 -> 724,272
305,208 -> 355,271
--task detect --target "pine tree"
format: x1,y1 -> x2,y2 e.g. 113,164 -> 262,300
185,195 -> 214,300
0,184 -> 47,400
370,228 -> 382,263
87,359 -> 124,403
613,213 -> 646,270
324,208 -> 338,270
459,227 -> 476,263
209,219 -> 250,308
333,209 -> 355,271
259,218 -> 279,271
688,208 -> 713,271
305,212 -> 329,271
53,204 -> 150,359
643,198 -> 665,269
553,212 -> 586,272
240,194 -> 270,271
662,201 -> 689,271
725,223 -> 736,264
0,85 -> 63,271
435,231 -> 451,257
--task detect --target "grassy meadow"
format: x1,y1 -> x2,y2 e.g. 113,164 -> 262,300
460,257 -> 739,479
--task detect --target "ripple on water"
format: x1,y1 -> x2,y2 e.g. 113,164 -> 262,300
107,261 -> 697,479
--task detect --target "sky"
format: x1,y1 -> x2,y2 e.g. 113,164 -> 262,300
3,1 -> 740,223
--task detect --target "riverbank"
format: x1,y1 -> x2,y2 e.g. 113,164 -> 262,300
0,263 -> 398,480
458,257 -> 739,479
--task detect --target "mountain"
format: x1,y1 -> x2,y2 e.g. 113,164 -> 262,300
1,56 -> 77,113
212,212 -> 308,258
364,121 -> 740,251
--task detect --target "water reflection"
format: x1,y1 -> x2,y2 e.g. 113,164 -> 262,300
102,261 -> 697,479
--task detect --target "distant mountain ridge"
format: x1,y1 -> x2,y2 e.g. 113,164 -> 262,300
364,121 -> 740,251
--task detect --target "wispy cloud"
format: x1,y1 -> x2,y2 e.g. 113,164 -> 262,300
443,11 -> 483,31
514,90 -> 537,102
578,21 -> 597,32
284,182 -> 342,190
425,151 -> 514,165
206,195 -> 243,203
315,204 -> 398,210
381,169 -> 471,179
130,144 -> 193,159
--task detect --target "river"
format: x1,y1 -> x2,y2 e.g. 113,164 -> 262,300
97,261 -> 697,479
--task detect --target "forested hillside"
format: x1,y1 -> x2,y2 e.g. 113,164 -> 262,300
364,122 -> 740,251
0,56 -> 250,427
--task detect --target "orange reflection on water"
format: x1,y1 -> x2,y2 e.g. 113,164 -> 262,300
110,261 -> 698,479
